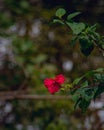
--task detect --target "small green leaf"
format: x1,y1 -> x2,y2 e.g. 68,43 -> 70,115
71,36 -> 79,46
94,73 -> 102,81
67,22 -> 85,34
90,24 -> 97,31
80,44 -> 94,56
74,98 -> 82,110
67,12 -> 81,21
55,8 -> 66,18
82,87 -> 97,101
79,38 -> 93,50
71,92 -> 80,101
79,99 -> 91,112
94,68 -> 104,73
73,77 -> 83,85
94,83 -> 104,99
52,19 -> 64,25
79,38 -> 94,56
85,71 -> 95,78
81,81 -> 88,88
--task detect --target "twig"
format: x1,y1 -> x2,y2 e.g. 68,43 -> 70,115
0,91 -> 70,100
93,41 -> 104,57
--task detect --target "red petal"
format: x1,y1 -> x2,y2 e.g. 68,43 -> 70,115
55,74 -> 65,84
47,83 -> 60,94
44,78 -> 55,88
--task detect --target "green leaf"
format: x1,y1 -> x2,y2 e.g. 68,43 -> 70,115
71,36 -> 79,46
79,37 -> 94,56
73,77 -> 83,85
94,82 -> 104,99
82,87 -> 97,101
79,38 -> 93,50
81,81 -> 88,88
71,92 -> 80,101
94,73 -> 102,81
85,71 -> 95,78
90,24 -> 97,31
80,44 -> 94,56
79,99 -> 91,112
67,22 -> 85,35
94,68 -> 104,73
74,98 -> 82,110
67,12 -> 81,21
52,19 -> 64,25
55,8 -> 66,18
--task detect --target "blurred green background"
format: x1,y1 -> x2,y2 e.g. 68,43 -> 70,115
0,0 -> 104,130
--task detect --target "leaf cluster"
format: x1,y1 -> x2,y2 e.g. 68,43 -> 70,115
71,68 -> 104,112
53,8 -> 104,112
53,8 -> 104,57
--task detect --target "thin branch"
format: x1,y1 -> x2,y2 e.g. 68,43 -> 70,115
0,91 -> 70,100
93,41 -> 104,57
88,35 -> 104,57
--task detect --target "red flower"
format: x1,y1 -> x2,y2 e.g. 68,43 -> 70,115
44,74 -> 65,94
